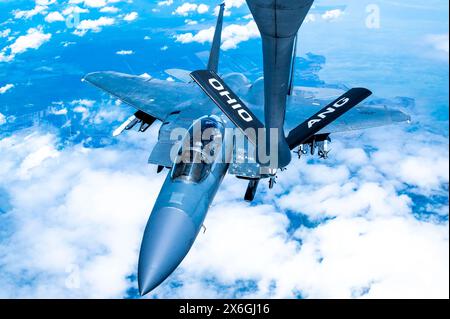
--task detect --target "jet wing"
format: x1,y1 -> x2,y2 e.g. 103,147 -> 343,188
84,71 -> 220,168
285,104 -> 411,135
320,105 -> 411,134
83,71 -> 198,120
283,86 -> 411,134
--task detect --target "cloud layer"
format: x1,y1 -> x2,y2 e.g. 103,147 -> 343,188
0,116 -> 448,298
0,126 -> 165,298
0,0 -> 448,299
175,20 -> 259,50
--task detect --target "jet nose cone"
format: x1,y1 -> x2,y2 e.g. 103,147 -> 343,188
138,207 -> 196,296
138,265 -> 165,297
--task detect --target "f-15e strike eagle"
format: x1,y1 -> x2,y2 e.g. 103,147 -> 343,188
83,0 -> 410,295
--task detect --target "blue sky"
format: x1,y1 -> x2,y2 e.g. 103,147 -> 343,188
0,0 -> 448,298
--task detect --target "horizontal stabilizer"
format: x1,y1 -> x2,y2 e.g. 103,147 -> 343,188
286,88 -> 372,149
190,70 -> 264,145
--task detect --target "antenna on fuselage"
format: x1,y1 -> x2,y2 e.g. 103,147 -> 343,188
207,3 -> 225,73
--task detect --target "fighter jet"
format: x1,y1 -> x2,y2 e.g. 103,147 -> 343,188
83,1 -> 410,296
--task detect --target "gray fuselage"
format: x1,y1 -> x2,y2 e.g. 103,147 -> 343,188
138,116 -> 233,295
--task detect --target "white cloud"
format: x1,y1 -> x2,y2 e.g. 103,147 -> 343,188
0,53 -> 8,63
9,28 -> 51,55
214,0 -> 245,16
36,0 -> 56,5
184,19 -> 197,25
123,12 -> 138,22
45,11 -> 65,23
0,29 -> 11,38
62,6 -> 89,15
139,73 -> 152,79
426,34 -> 449,53
173,3 -> 198,16
0,130 -> 165,298
370,146 -> 449,194
174,29 -> 212,44
397,156 -> 448,189
116,50 -> 134,55
425,34 -> 449,61
146,126 -> 448,299
322,9 -> 343,21
173,3 -> 209,16
0,117 -> 448,299
0,27 -> 52,62
0,66 -> 447,300
159,200 -> 447,298
70,99 -> 95,108
197,4 -> 209,14
223,0 -> 245,8
69,0 -> 107,8
0,113 -> 5,125
278,181 -> 411,220
0,84 -> 14,94
221,20 -> 259,50
69,99 -> 94,120
304,13 -> 316,23
73,106 -> 89,120
160,45 -> 168,51
13,5 -> 48,20
61,41 -> 76,47
74,17 -> 115,36
174,20 -> 260,50
157,0 -> 173,6
100,6 -> 119,13
49,107 -> 68,116
19,144 -> 60,179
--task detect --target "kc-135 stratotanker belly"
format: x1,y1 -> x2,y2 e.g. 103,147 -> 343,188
82,0 -> 411,295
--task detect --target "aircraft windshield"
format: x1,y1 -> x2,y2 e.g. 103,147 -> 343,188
171,117 -> 224,183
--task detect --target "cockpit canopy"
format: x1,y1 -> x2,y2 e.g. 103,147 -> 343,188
171,116 -> 224,183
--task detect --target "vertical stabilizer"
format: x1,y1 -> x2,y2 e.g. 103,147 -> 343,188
207,3 -> 225,73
